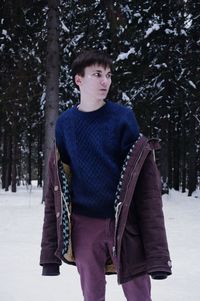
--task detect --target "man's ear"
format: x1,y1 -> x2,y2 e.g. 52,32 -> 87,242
75,74 -> 82,87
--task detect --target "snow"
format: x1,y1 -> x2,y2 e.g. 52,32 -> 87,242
134,13 -> 141,18
122,92 -> 130,101
116,48 -> 136,61
0,185 -> 200,301
145,24 -> 160,38
2,29 -> 7,36
188,80 -> 197,89
2,29 -> 11,41
181,29 -> 187,36
61,21 -> 70,33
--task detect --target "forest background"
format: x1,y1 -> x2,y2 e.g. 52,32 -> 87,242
0,0 -> 199,197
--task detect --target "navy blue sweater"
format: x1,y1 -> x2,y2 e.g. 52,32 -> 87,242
55,100 -> 139,218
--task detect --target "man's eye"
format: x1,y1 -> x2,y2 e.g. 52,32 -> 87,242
93,72 -> 101,77
106,74 -> 112,79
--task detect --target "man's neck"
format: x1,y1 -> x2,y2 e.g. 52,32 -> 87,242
77,99 -> 106,112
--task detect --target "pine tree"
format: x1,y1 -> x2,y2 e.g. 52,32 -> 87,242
0,0 -> 46,191
42,0 -> 60,201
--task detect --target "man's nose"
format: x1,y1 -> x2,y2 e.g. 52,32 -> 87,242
100,77 -> 109,86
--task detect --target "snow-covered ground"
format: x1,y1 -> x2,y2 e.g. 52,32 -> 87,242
0,185 -> 200,301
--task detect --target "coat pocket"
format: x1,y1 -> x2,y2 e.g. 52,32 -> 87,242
125,222 -> 140,236
121,224 -> 145,273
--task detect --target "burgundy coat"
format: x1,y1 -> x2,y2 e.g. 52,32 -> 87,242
40,135 -> 172,284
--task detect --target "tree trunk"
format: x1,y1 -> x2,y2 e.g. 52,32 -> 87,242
167,120 -> 173,189
42,0 -> 60,202
188,116 -> 196,196
1,129 -> 6,189
11,128 -> 17,192
5,134 -> 12,191
28,131 -> 32,185
173,123 -> 180,191
37,122 -> 43,187
159,139 -> 169,194
181,108 -> 186,193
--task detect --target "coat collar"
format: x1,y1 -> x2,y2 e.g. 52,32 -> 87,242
114,134 -> 160,216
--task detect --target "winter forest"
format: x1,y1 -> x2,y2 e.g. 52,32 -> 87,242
0,0 -> 200,196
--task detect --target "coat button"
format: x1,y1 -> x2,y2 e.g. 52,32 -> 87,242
168,260 -> 172,267
54,185 -> 59,191
56,212 -> 60,218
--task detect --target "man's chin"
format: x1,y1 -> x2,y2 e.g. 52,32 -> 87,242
98,94 -> 108,101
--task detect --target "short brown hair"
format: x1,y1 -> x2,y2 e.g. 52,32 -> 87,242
71,49 -> 113,79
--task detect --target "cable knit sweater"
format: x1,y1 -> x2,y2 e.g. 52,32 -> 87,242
55,100 -> 139,218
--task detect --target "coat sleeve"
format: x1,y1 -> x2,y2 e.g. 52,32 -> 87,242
40,149 -> 62,268
134,151 -> 172,276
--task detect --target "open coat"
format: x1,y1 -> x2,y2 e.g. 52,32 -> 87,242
40,135 -> 172,284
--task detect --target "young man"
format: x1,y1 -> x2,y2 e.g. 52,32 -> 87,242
40,49 -> 172,301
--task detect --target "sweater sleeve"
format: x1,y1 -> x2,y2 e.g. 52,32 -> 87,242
120,108 -> 140,160
55,116 -> 70,164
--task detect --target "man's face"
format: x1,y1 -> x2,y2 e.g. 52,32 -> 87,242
75,64 -> 112,101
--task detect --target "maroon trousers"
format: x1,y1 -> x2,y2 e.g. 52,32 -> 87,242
71,213 -> 152,301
